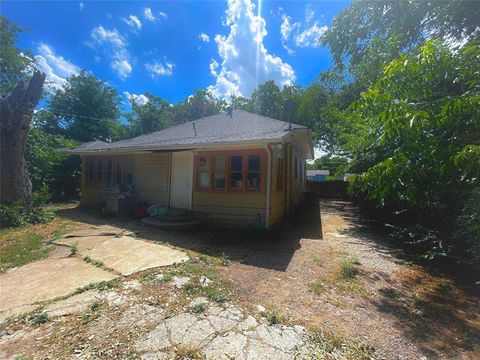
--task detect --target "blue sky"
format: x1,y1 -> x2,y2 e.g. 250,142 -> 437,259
2,0 -> 349,106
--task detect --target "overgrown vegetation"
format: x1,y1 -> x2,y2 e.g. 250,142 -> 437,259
308,330 -> 375,359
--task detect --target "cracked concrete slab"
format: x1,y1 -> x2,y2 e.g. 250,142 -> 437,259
44,290 -> 101,317
82,236 -> 189,276
0,258 -> 116,322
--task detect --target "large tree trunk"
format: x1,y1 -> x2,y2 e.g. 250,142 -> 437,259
0,71 -> 46,207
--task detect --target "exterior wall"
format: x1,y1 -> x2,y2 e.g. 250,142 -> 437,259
287,142 -> 306,212
192,192 -> 266,227
191,149 -> 267,228
80,152 -> 170,207
269,145 -> 287,226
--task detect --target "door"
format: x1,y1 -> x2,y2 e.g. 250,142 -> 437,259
170,151 -> 194,209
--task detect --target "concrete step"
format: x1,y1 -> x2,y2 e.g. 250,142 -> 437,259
141,216 -> 204,231
167,208 -> 193,217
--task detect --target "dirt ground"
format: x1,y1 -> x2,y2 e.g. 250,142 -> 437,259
1,200 -> 479,359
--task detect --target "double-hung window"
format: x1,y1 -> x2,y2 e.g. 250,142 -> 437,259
247,155 -> 261,191
198,156 -> 210,190
230,155 -> 243,190
213,155 -> 226,189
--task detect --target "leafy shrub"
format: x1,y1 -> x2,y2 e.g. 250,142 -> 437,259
0,191 -> 54,229
339,257 -> 359,279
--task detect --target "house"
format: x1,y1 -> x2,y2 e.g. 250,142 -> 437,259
72,110 -> 314,228
306,169 -> 330,182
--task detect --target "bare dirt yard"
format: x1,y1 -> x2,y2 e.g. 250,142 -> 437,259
1,200 -> 479,359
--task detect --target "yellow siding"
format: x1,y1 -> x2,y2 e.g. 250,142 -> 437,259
192,191 -> 265,227
80,153 -> 170,208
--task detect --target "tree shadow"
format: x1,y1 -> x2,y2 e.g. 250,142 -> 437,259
56,197 -> 323,272
319,200 -> 480,357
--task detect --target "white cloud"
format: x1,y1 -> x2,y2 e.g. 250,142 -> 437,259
124,91 -> 149,105
280,13 -> 299,54
79,2 -> 84,11
208,0 -> 295,98
158,11 -> 168,19
294,23 -> 328,48
123,15 -> 142,31
199,33 -> 210,42
34,43 -> 80,89
145,61 -> 174,77
305,4 -> 314,23
144,8 -> 156,21
88,26 -> 132,79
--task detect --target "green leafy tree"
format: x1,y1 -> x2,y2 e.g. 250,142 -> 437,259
345,40 -> 480,264
49,71 -> 124,142
126,93 -> 173,136
172,89 -> 223,123
0,15 -> 34,94
251,80 -> 282,119
26,126 -> 80,200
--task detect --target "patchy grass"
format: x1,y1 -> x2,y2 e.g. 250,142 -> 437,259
80,301 -> 103,325
0,232 -> 51,272
339,256 -> 360,279
74,279 -> 119,294
31,312 -> 50,326
190,302 -> 207,314
83,255 -> 104,267
308,330 -> 375,359
70,242 -> 78,256
168,344 -> 204,359
308,281 -> 326,295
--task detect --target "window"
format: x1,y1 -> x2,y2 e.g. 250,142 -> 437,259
247,155 -> 261,191
125,159 -> 133,185
198,156 -> 210,189
87,159 -> 94,184
230,155 -> 243,190
276,158 -> 283,191
96,160 -> 103,184
213,155 -> 226,189
114,160 -> 122,185
106,160 -> 113,186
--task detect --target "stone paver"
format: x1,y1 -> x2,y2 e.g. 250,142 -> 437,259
0,258 -> 116,322
135,297 -> 311,360
44,290 -> 101,317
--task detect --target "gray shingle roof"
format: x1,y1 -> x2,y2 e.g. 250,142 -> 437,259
74,110 -> 306,153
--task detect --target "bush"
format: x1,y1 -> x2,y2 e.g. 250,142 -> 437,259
0,189 -> 55,229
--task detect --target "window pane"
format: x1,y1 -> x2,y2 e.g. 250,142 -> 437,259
248,155 -> 260,171
96,160 -> 103,184
198,156 -> 209,189
248,173 -> 260,189
231,172 -> 243,189
115,160 -> 122,185
214,156 -> 225,189
231,156 -> 242,172
125,159 -> 133,185
106,160 -> 113,186
230,156 -> 243,189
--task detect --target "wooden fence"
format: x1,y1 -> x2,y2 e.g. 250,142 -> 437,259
306,180 -> 349,199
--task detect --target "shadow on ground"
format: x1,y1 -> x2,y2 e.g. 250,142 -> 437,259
56,198 -> 323,272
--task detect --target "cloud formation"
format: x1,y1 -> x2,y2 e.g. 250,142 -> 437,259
88,26 -> 132,79
123,15 -> 142,31
124,91 -> 149,105
158,11 -> 168,19
199,33 -> 210,42
278,6 -> 328,51
295,23 -> 328,48
145,61 -> 174,77
208,0 -> 295,98
34,43 -> 80,89
143,8 -> 155,21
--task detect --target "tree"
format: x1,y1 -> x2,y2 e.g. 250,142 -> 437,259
49,71 -> 124,142
345,40 -> 480,263
322,0 -> 480,83
0,71 -> 46,207
172,89 -> 223,123
0,16 -> 34,94
126,93 -> 173,136
251,80 -> 281,119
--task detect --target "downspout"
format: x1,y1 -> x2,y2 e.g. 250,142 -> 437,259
264,144 -> 272,229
